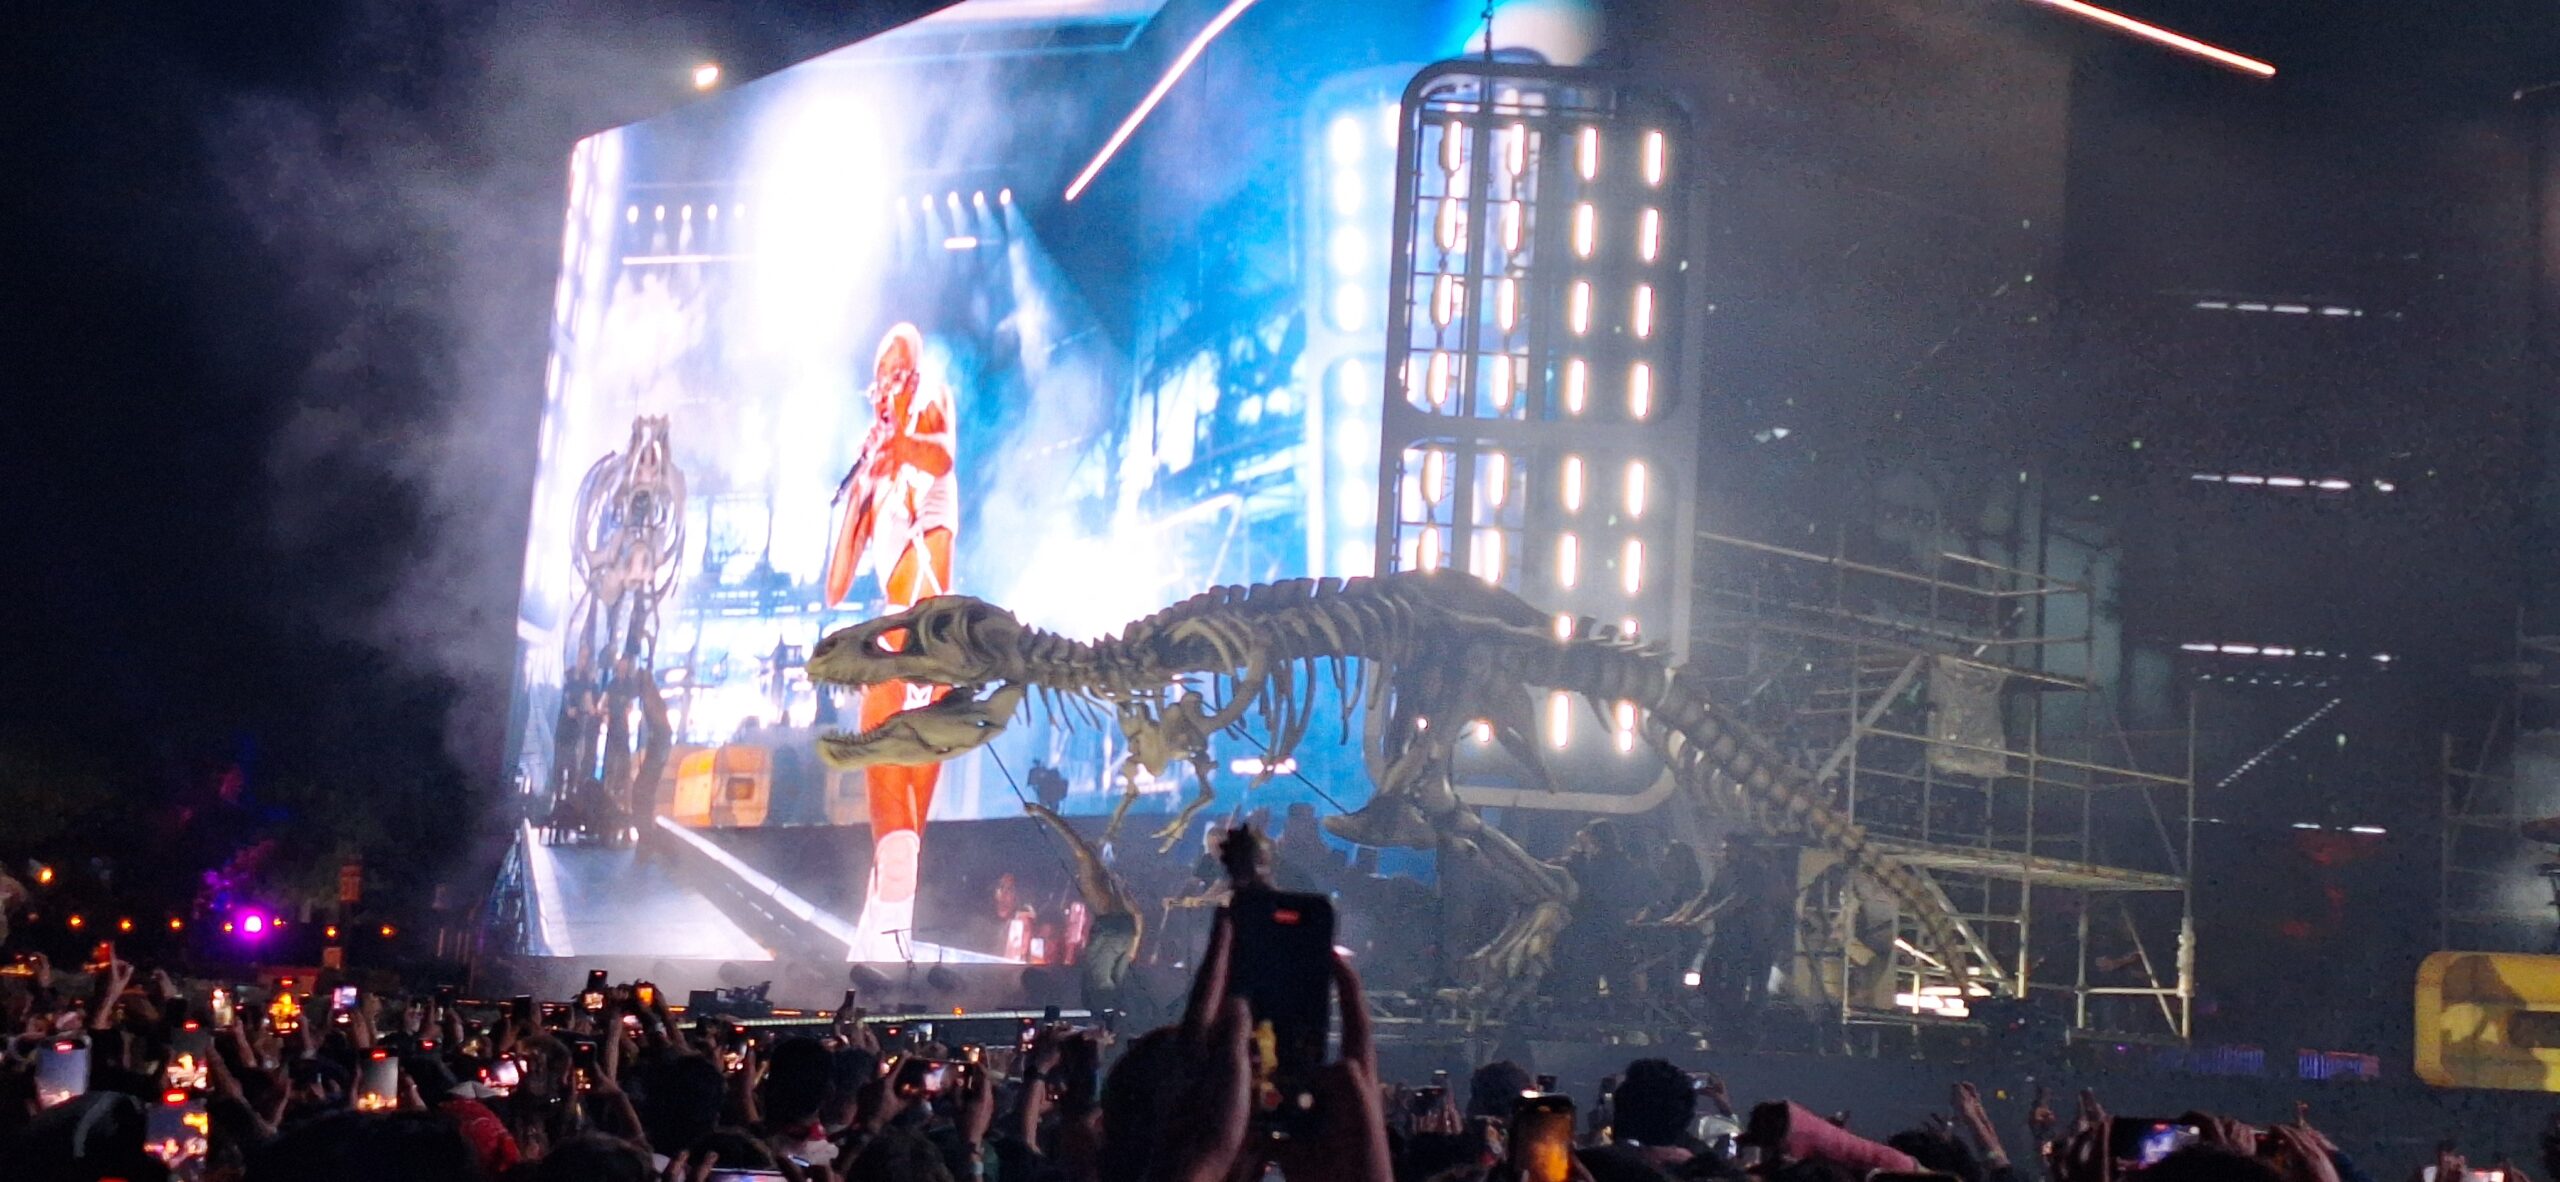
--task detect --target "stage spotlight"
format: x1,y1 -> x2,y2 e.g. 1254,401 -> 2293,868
32,864 -> 52,886
998,188 -> 1013,205
849,964 -> 894,993
926,964 -> 963,994
116,918 -> 132,933
377,923 -> 395,938
167,918 -> 182,932
66,915 -> 83,931
692,62 -> 722,90
239,914 -> 263,935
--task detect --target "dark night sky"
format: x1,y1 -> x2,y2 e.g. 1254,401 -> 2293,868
0,1 -> 943,886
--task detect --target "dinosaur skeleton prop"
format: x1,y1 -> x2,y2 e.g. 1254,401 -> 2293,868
807,571 -> 1982,1006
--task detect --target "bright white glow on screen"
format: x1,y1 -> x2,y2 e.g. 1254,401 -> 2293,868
1568,281 -> 1591,334
1633,284 -> 1654,338
1562,455 -> 1584,512
1628,362 -> 1652,419
1638,208 -> 1661,261
1564,358 -> 1587,414
1328,114 -> 1365,166
693,63 -> 723,90
1641,129 -> 1665,185
1577,126 -> 1598,179
1625,462 -> 1648,518
1548,691 -> 1571,748
1473,528 -> 1505,583
1065,0 -> 1264,200
1622,538 -> 1644,594
1573,203 -> 1596,257
1614,701 -> 1637,752
1506,122 -> 1529,175
1557,532 -> 1579,588
1332,282 -> 1368,331
1501,200 -> 1524,254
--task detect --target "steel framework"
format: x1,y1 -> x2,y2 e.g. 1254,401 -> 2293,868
1691,528 -> 2197,1043
2438,630 -> 2560,952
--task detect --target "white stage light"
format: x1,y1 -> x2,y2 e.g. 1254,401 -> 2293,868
1628,363 -> 1652,419
1557,532 -> 1580,589
1564,358 -> 1588,414
1642,130 -> 1666,185
692,62 -> 722,90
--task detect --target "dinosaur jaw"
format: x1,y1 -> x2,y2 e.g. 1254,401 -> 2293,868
817,681 -> 1026,770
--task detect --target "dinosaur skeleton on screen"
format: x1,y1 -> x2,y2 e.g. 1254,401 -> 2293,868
547,416 -> 685,845
805,570 -> 1985,1007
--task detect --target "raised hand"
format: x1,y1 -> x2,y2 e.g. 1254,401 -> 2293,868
956,1053 -> 998,1148
1266,953 -> 1395,1182
1700,1071 -> 1734,1118
1955,1081 -> 2009,1164
1141,911 -> 1254,1182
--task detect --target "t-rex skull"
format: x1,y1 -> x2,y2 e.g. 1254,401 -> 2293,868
808,597 -> 1031,769
808,596 -> 1027,688
817,682 -> 1027,769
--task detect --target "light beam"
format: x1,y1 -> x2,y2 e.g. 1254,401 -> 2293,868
2025,0 -> 2275,77
1064,0 -> 1262,201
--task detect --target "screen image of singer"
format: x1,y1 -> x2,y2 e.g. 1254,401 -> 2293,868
501,0 -> 1609,973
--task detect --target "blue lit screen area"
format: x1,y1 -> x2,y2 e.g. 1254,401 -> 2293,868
509,0 -> 1610,837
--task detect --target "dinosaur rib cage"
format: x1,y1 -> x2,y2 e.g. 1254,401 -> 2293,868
977,572 -> 1978,986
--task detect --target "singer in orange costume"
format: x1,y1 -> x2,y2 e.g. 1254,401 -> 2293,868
826,323 -> 956,960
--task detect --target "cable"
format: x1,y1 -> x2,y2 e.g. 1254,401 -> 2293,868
985,746 -> 1086,885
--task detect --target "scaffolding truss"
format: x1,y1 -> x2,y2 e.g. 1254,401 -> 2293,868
2438,630 -> 2560,952
1693,529 -> 2197,1043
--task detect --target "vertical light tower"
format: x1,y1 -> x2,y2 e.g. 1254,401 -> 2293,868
1375,63 -> 1697,802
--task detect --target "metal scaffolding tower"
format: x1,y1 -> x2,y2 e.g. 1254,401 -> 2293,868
2439,631 -> 2560,952
1692,529 -> 2197,1044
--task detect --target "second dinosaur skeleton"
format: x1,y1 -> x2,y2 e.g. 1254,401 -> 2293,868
806,570 -> 1983,1003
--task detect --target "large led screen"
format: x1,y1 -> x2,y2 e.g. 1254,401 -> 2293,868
507,0 -> 1603,962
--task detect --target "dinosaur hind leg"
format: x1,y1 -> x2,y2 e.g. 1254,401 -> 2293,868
1102,755 -> 1144,846
1152,755 -> 1219,853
